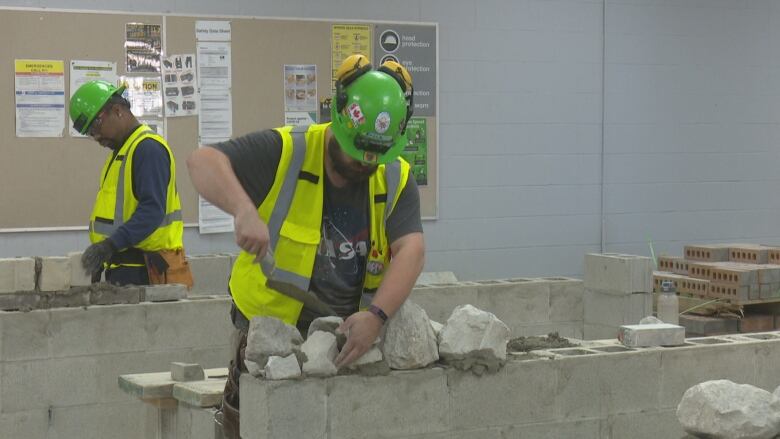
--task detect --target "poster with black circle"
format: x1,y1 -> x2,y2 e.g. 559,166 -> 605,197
374,25 -> 436,117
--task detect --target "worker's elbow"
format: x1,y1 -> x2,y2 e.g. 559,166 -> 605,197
186,147 -> 208,174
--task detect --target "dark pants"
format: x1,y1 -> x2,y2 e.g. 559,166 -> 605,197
105,266 -> 149,286
221,303 -> 249,439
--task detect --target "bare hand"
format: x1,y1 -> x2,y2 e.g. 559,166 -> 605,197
334,311 -> 383,368
233,204 -> 270,260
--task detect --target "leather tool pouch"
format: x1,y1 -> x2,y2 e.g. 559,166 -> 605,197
144,248 -> 194,288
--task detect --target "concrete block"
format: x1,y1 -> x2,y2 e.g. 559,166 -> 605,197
548,278 -> 583,322
49,305 -> 147,357
0,410 -> 49,439
119,367 -> 228,401
240,374 -> 327,439
90,283 -> 141,305
709,282 -> 750,302
608,409 -> 686,439
187,254 -> 231,295
659,342 -> 757,408
143,284 -> 187,302
476,279 -> 551,327
754,337 -> 780,391
67,252 -> 91,287
144,299 -> 232,351
47,356 -> 100,407
0,257 -> 36,293
618,323 -> 685,347
176,405 -> 218,439
416,271 -> 458,285
709,265 -> 758,286
48,401 -> 145,439
739,314 -> 774,333
172,379 -> 225,407
554,350 -> 661,419
759,283 -> 780,299
448,360 -> 558,429
329,369 -> 449,438
584,289 -> 651,327
680,314 -> 739,336
171,362 -> 205,382
38,257 -> 70,292
584,253 -> 653,293
47,286 -> 90,308
0,309 -> 50,361
0,291 -> 43,311
1,361 -> 50,413
409,282 -> 479,324
757,265 -> 780,284
583,323 -> 619,341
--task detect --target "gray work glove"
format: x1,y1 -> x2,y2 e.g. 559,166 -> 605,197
81,239 -> 117,275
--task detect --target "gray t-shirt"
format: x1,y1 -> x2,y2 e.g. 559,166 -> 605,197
211,129 -> 422,323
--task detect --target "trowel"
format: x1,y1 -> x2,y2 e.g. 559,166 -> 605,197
259,250 -> 336,317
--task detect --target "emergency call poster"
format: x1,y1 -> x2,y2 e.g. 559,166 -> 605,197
125,23 -> 162,73
14,59 -> 65,138
401,117 -> 428,186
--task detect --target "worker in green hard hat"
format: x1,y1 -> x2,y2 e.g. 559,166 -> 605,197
187,54 -> 424,438
69,80 -> 192,288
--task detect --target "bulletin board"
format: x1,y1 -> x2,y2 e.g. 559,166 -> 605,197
0,8 -> 438,230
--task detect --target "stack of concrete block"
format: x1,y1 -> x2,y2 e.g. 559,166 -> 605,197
708,263 -> 757,302
187,254 -> 232,296
583,253 -> 654,340
757,265 -> 780,300
769,249 -> 780,264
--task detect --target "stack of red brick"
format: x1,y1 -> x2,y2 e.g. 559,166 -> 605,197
655,244 -> 780,303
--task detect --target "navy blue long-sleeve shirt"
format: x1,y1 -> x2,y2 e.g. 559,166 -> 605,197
108,138 -> 171,250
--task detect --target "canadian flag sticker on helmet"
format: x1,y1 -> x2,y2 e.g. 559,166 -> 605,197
375,111 -> 391,134
348,102 -> 365,126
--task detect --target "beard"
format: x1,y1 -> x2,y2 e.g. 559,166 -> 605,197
327,136 -> 378,183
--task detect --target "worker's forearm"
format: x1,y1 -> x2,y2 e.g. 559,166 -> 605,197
371,232 -> 425,317
186,146 -> 255,217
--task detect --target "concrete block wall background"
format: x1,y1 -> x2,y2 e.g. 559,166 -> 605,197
239,332 -> 780,439
0,298 -> 233,439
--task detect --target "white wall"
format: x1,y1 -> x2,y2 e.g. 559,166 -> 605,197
1,0 -> 777,281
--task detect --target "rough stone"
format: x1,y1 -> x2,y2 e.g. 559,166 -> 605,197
381,300 -> 439,370
345,345 -> 389,376
307,316 -> 346,349
245,317 -> 303,369
245,359 -> 264,378
438,304 -> 510,375
171,362 -> 205,382
301,331 -> 338,377
264,354 -> 301,380
677,379 -> 780,439
430,320 -> 443,341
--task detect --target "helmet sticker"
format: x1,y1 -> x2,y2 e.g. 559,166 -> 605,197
375,111 -> 391,134
348,102 -> 365,126
363,151 -> 379,163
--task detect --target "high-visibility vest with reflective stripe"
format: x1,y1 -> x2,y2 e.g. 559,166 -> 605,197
89,125 -> 184,252
229,123 -> 410,324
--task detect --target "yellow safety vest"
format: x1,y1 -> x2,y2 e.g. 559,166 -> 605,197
230,123 -> 410,324
89,125 -> 184,254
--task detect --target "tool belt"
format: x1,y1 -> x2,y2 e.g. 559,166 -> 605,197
144,248 -> 194,289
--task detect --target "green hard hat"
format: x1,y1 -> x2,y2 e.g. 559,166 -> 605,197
69,80 -> 126,134
331,70 -> 409,165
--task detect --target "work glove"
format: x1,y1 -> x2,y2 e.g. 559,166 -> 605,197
81,239 -> 117,275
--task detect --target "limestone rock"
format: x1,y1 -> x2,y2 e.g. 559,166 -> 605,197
264,354 -> 301,380
676,379 -> 780,439
381,300 -> 439,370
430,320 -> 443,341
244,359 -> 264,378
307,316 -> 346,349
301,331 -> 338,377
346,345 -> 390,376
245,317 -> 303,369
438,304 -> 510,375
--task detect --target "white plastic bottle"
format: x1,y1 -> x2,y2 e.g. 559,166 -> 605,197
657,280 -> 679,325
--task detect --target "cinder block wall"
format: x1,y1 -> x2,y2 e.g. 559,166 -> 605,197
412,277 -> 584,338
240,333 -> 780,439
0,297 -> 233,439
